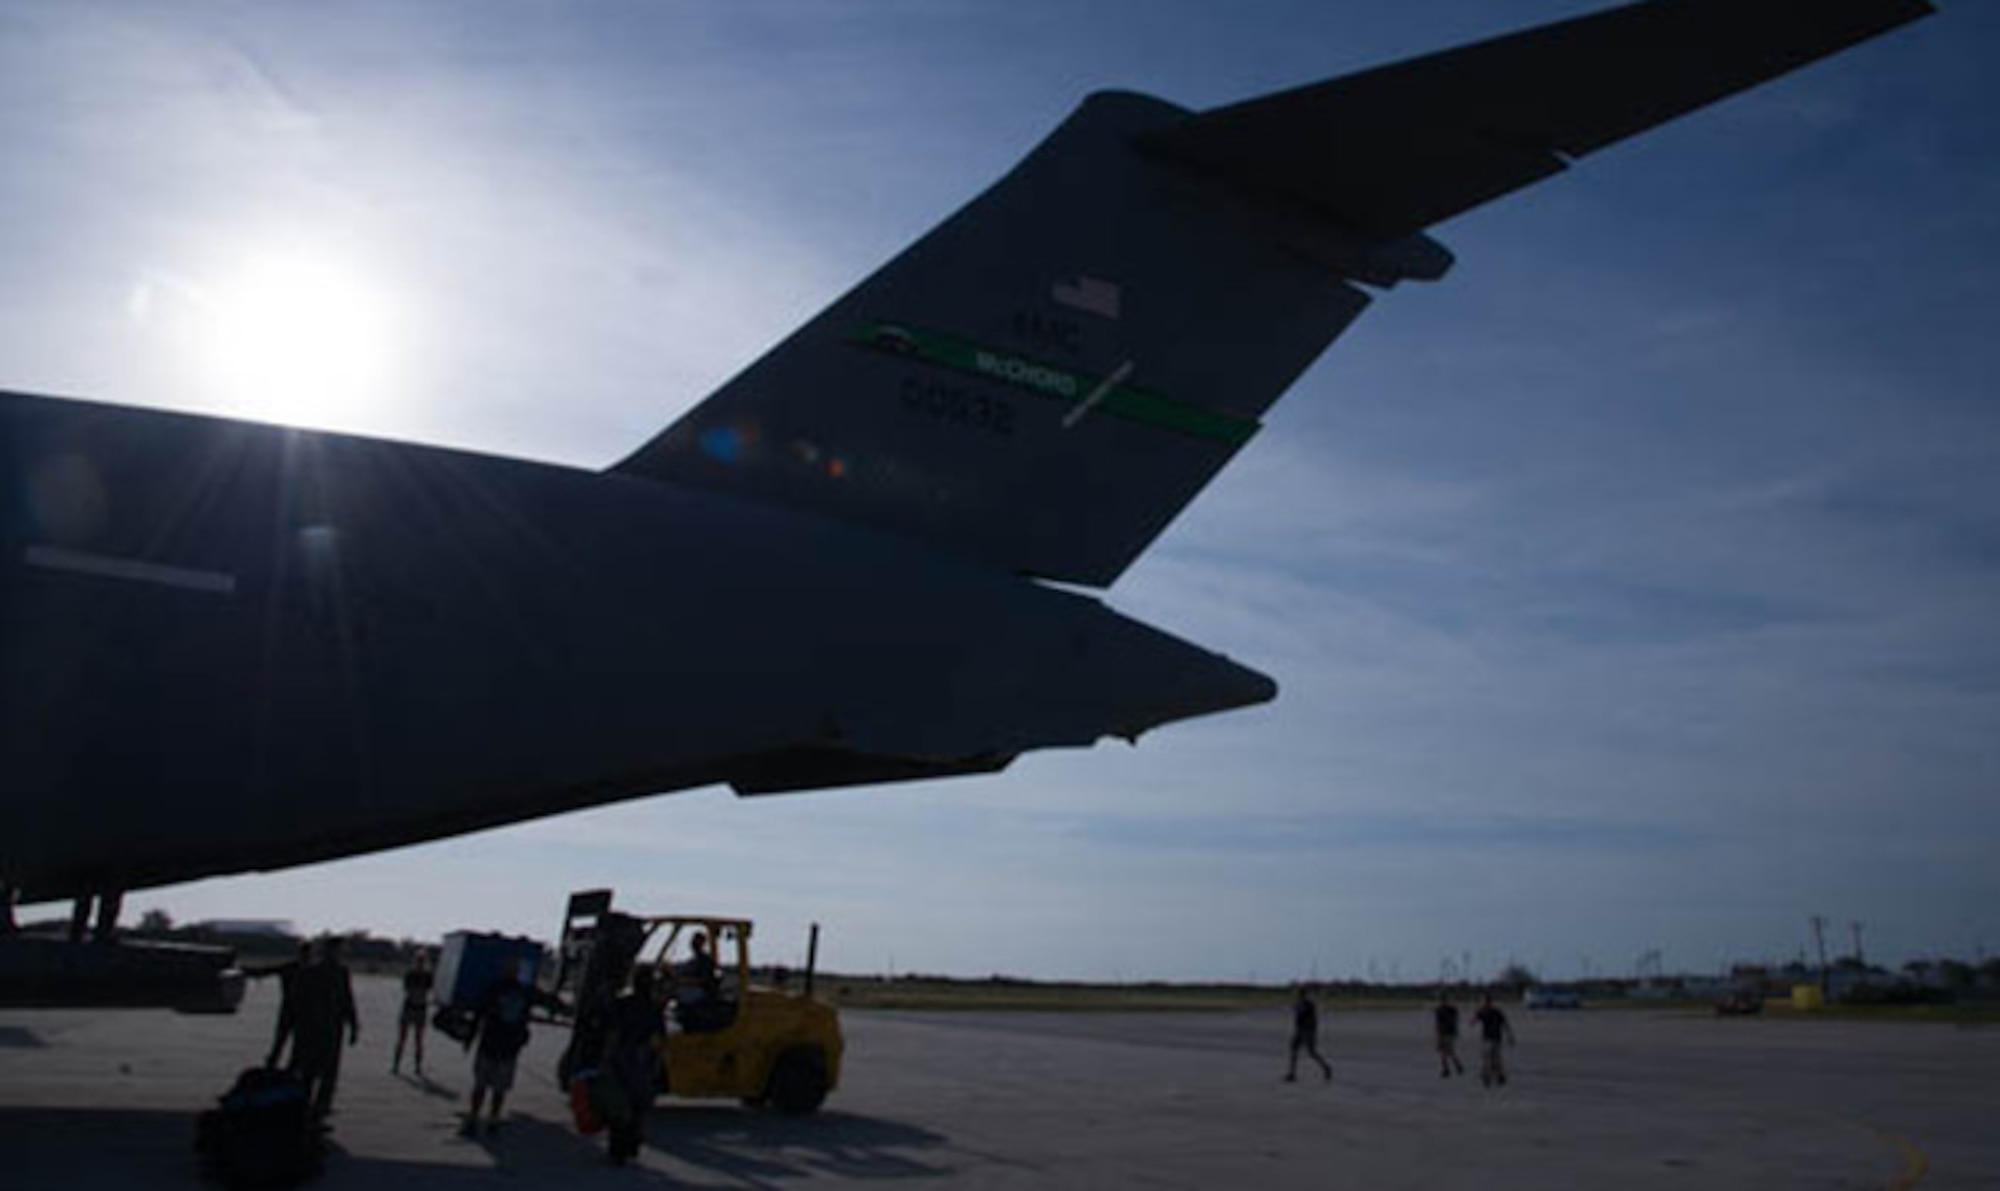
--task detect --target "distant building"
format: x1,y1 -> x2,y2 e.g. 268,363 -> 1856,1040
190,919 -> 298,939
1826,962 -> 1894,1002
1902,960 -> 1952,991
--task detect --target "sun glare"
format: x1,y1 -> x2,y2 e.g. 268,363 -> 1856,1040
187,248 -> 402,429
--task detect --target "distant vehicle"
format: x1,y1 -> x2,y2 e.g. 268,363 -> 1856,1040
1714,991 -> 1765,1016
1524,986 -> 1583,1010
0,0 -> 1938,1010
0,932 -> 243,1014
551,890 -> 842,1115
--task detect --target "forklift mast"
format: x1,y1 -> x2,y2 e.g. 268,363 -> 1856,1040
552,888 -> 649,1080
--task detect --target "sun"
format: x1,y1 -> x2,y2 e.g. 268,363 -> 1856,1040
191,247 -> 401,429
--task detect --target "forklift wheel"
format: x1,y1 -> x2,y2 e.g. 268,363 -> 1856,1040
766,1048 -> 829,1115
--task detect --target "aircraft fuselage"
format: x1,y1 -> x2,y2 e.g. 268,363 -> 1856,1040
0,391 -> 1271,902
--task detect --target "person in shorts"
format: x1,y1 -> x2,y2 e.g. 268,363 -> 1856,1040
1474,992 -> 1516,1087
393,950 -> 434,1075
1433,991 -> 1464,1078
463,960 -> 536,1136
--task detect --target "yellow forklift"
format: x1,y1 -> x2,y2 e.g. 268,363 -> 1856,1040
551,890 -> 842,1114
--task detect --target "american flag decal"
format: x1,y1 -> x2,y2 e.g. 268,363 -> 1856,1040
1052,276 -> 1121,320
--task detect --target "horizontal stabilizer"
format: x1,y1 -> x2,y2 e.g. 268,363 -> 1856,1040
1140,0 -> 1935,237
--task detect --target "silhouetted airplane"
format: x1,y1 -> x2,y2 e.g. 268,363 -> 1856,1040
1,0 -> 1933,943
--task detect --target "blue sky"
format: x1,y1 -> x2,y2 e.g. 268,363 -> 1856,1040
4,1 -> 1996,982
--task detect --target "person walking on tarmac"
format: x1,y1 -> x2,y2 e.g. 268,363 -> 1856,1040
463,959 -> 538,1136
601,967 -> 669,1166
1474,992 -> 1517,1088
1433,990 -> 1465,1078
270,936 -> 359,1121
1284,984 -> 1332,1082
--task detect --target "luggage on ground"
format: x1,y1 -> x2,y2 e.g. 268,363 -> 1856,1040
195,1066 -> 322,1189
568,1069 -> 606,1135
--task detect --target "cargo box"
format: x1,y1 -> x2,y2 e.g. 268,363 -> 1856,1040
435,931 -> 543,1010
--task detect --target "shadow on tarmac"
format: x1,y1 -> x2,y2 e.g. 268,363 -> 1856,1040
0,1025 -> 46,1049
644,1107 -> 954,1183
441,1113 -> 652,1182
0,1107 -> 208,1189
392,1070 -> 460,1100
0,1103 -> 954,1188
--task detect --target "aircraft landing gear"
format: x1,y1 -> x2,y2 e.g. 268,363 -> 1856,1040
95,891 -> 123,942
64,891 -> 124,942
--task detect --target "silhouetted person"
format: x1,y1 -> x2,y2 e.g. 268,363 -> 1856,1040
680,932 -> 718,991
464,959 -> 537,1136
673,931 -> 724,1032
393,950 -> 434,1075
262,941 -> 314,1069
601,967 -> 668,1166
1433,991 -> 1464,1078
1284,984 -> 1332,1082
1474,992 -> 1516,1087
272,937 -> 359,1120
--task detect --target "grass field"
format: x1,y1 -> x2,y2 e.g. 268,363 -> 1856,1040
820,976 -> 1290,1012
813,975 -> 2000,1023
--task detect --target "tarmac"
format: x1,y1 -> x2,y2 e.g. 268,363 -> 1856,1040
1,975 -> 1994,1189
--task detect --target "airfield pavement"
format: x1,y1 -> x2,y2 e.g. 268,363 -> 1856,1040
1,975 -> 1994,1189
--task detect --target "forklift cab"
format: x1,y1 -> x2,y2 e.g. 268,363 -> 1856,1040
644,917 -> 746,1035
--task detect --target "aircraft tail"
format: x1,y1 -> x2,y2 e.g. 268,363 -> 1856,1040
613,90 -> 1419,587
613,0 -> 1931,588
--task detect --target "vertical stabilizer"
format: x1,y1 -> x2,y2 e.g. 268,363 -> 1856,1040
614,92 -> 1384,588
